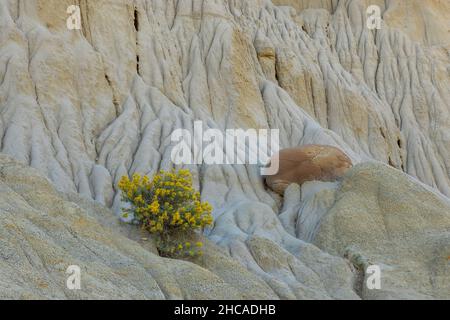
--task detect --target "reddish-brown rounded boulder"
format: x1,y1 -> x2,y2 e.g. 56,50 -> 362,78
265,145 -> 353,194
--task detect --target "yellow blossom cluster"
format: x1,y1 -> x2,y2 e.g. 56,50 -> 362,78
164,241 -> 205,257
118,169 -> 213,257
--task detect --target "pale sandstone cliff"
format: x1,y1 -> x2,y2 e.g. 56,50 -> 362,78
0,0 -> 449,299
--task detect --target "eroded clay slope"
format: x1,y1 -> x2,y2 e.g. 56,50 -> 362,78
0,0 -> 449,204
281,163 -> 450,299
0,0 -> 449,299
0,154 -> 362,299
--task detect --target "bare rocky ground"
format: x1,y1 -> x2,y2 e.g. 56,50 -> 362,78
0,0 -> 449,299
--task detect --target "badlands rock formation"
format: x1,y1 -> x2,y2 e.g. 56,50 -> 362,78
283,163 -> 450,299
0,154 -> 357,299
265,145 -> 353,194
0,0 -> 449,299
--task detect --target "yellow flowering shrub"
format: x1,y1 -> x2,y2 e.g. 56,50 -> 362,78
118,169 -> 213,257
